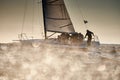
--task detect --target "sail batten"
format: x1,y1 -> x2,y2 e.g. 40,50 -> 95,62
42,0 -> 75,34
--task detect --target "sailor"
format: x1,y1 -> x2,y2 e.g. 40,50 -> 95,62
64,33 -> 70,44
78,32 -> 84,43
58,33 -> 65,43
85,30 -> 94,46
70,32 -> 78,45
58,33 -> 70,44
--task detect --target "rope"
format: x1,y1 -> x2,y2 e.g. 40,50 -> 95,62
75,0 -> 89,30
21,0 -> 27,34
31,0 -> 35,39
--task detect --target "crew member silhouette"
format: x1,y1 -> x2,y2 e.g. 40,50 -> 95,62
85,30 -> 94,46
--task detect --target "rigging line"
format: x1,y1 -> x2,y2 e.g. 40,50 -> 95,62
31,0 -> 35,38
21,0 -> 27,33
61,1 -> 67,19
63,2 -> 68,19
37,0 -> 44,38
75,0 -> 88,29
47,32 -> 56,38
60,4 -> 64,18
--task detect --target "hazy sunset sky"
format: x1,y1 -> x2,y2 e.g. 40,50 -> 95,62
0,0 -> 120,44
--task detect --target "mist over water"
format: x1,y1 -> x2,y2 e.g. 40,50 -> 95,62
0,42 -> 120,80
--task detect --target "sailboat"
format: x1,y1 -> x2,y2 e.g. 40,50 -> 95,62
18,0 -> 100,48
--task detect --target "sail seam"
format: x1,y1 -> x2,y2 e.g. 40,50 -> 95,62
59,23 -> 72,28
47,30 -> 75,34
47,0 -> 59,3
46,17 -> 70,20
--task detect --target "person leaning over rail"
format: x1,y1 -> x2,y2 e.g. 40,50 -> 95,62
85,30 -> 94,46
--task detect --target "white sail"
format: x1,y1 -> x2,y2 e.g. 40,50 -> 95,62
42,0 -> 75,34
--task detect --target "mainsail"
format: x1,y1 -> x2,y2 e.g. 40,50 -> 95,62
42,0 -> 75,38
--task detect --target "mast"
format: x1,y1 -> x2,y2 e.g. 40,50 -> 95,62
42,0 -> 47,39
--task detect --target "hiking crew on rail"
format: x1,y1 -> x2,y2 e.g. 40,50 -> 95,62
58,30 -> 94,46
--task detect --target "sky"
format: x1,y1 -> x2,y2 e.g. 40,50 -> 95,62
0,0 -> 120,44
